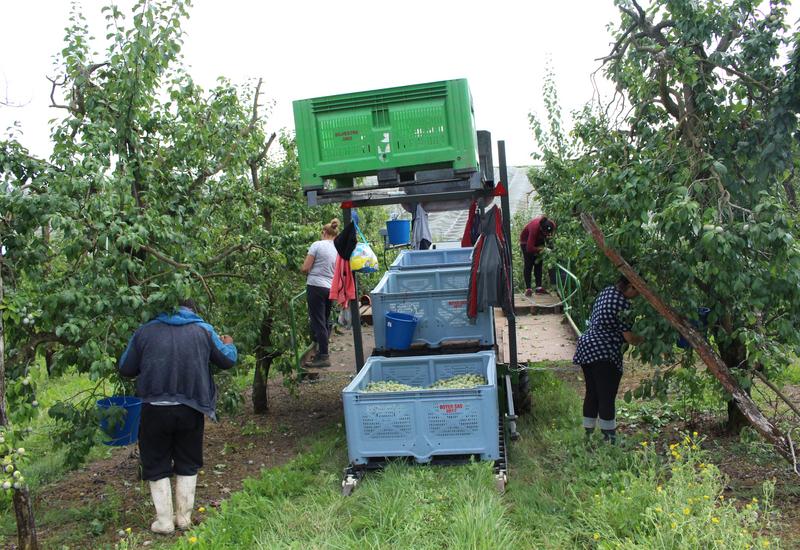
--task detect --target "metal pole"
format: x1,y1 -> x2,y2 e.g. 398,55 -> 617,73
497,141 -> 518,372
342,203 -> 365,372
498,141 -> 530,412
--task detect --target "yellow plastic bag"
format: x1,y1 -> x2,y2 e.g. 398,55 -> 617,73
350,224 -> 379,273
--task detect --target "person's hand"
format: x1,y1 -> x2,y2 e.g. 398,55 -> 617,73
222,335 -> 234,344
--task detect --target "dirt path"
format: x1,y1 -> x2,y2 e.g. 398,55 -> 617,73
29,325 -> 366,548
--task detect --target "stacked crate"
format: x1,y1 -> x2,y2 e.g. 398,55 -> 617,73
342,248 -> 499,464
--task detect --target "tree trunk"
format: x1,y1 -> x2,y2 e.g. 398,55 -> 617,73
0,252 -> 39,549
12,489 -> 38,550
252,316 -> 273,414
720,342 -> 750,434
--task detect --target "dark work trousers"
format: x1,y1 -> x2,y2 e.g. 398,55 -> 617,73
139,404 -> 205,481
520,245 -> 544,289
580,360 -> 623,430
306,284 -> 332,356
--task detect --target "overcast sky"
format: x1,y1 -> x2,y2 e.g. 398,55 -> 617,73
1,1 -> 796,166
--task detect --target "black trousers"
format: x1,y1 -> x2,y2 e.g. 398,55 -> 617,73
521,245 -> 543,289
139,404 -> 204,481
306,284 -> 332,356
581,361 -> 623,430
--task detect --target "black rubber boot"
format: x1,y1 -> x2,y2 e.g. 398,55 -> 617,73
601,429 -> 617,444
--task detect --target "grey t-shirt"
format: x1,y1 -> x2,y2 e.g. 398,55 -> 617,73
306,239 -> 337,289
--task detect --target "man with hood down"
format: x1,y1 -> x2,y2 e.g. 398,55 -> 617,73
119,299 -> 237,534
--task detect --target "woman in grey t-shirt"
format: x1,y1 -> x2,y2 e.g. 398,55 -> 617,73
300,218 -> 340,368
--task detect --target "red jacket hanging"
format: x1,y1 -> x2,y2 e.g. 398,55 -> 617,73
329,256 -> 355,308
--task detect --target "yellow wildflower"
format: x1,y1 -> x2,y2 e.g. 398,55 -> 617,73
657,485 -> 663,493
655,507 -> 663,513
752,497 -> 759,503
703,495 -> 710,500
640,441 -> 648,447
593,533 -> 600,540
671,522 -> 677,529
670,443 -> 678,450
198,506 -> 206,513
683,508 -> 691,516
718,495 -> 725,500
711,517 -> 720,524
693,431 -> 698,437
125,527 -> 131,534
189,536 -> 198,544
761,541 -> 770,548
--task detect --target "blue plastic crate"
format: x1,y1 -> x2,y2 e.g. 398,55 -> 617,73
389,248 -> 474,271
341,351 -> 499,465
371,267 -> 494,350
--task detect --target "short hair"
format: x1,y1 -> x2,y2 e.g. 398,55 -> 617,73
179,298 -> 198,312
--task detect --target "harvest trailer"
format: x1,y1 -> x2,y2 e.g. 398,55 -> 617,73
292,79 -> 527,495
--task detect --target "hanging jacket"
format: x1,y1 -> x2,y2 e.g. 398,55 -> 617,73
330,255 -> 356,307
460,201 -> 482,247
334,221 -> 358,259
468,206 -> 513,319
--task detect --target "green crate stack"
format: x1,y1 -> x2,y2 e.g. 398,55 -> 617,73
293,79 -> 479,190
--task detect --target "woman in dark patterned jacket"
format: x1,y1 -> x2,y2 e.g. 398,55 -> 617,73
573,275 -> 643,443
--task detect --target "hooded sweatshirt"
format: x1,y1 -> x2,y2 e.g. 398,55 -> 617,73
118,307 -> 237,420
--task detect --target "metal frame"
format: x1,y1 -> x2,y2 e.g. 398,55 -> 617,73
308,138 -> 521,496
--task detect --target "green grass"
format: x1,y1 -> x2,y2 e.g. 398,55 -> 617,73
779,363 -> 800,385
169,371 -> 783,550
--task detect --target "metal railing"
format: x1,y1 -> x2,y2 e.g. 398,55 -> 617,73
288,289 -> 314,372
555,261 -> 584,337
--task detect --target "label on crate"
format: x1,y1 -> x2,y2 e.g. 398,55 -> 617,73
438,403 -> 464,414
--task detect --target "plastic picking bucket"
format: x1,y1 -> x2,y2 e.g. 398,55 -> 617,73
385,312 -> 418,350
386,219 -> 411,245
96,396 -> 142,446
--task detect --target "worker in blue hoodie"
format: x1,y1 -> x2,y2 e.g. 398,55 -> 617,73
118,299 -> 237,534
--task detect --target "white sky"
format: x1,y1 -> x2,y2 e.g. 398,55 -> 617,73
1,1 -> 796,166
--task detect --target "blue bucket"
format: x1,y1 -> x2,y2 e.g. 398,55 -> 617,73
677,307 -> 711,350
385,312 -> 418,350
386,219 -> 411,245
96,396 -> 142,446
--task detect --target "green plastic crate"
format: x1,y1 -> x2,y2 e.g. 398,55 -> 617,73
293,79 -> 479,190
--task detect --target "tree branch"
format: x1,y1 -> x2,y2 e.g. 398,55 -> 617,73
140,245 -> 190,269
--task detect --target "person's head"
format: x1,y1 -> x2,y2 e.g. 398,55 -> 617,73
615,274 -> 639,299
541,217 -> 556,238
178,298 -> 198,312
322,218 -> 340,239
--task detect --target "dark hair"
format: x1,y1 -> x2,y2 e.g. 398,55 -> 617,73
179,298 -> 198,312
541,219 -> 556,235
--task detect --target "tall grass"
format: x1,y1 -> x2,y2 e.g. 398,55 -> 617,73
169,369 -> 783,549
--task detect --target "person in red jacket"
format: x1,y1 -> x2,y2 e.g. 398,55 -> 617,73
519,215 -> 557,296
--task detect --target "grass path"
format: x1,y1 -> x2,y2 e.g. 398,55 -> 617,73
154,372 -> 783,550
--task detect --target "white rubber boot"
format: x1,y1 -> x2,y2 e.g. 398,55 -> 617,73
149,478 -> 175,534
175,474 -> 198,530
